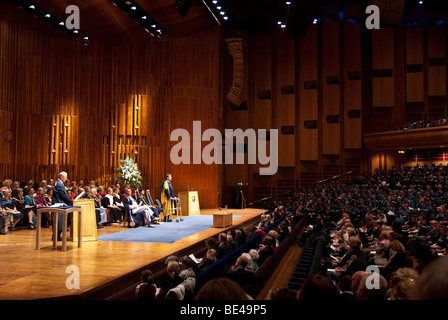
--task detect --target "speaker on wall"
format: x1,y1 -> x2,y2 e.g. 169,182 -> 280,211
173,0 -> 192,18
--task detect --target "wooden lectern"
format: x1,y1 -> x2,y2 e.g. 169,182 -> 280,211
178,191 -> 200,216
71,199 -> 98,242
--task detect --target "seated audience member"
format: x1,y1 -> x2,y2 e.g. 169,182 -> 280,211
356,273 -> 389,301
225,255 -> 257,291
2,189 -> 23,230
381,240 -> 408,277
235,228 -> 247,246
297,273 -> 339,300
180,255 -> 199,275
1,179 -> 12,196
0,207 -> 14,235
216,232 -> 231,260
203,237 -> 219,258
135,269 -> 157,300
157,260 -> 183,299
350,271 -> 368,300
249,249 -> 260,272
102,187 -> 123,224
257,235 -> 275,267
267,288 -> 296,300
122,188 -> 156,228
135,188 -> 160,222
336,275 -> 354,300
12,188 -> 35,229
411,255 -> 448,299
90,187 -> 108,228
194,278 -> 252,300
268,230 -> 280,247
197,249 -> 217,272
35,187 -> 51,228
388,267 -> 419,300
167,268 -> 196,300
112,187 -> 126,222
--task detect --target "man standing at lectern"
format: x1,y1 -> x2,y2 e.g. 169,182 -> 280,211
52,171 -> 73,241
161,174 -> 174,222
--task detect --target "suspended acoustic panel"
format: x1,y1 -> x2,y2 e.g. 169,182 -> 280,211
226,37 -> 248,106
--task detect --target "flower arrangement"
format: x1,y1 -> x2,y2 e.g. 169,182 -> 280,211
115,156 -> 143,189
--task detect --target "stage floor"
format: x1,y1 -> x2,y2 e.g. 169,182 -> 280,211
0,208 -> 264,300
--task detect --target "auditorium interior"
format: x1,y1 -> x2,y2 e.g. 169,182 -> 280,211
1,0 -> 448,302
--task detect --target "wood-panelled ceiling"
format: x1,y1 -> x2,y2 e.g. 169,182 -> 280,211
2,0 -> 217,44
3,0 -> 448,44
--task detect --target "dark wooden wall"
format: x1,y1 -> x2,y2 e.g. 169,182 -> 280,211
0,9 -> 222,208
222,4 -> 448,205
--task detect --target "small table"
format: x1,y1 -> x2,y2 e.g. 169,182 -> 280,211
36,206 -> 82,251
213,212 -> 233,228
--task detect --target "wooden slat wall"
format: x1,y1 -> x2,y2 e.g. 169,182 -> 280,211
427,26 -> 446,97
406,27 -> 424,103
0,14 -> 221,208
372,26 -> 395,108
322,19 -> 341,155
298,25 -> 319,161
274,29 -> 295,167
343,5 -> 362,149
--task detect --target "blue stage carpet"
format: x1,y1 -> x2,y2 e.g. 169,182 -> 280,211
98,215 -> 242,244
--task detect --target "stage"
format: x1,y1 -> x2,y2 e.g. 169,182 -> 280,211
0,208 -> 264,300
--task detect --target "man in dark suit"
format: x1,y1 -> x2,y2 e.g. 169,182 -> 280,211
122,188 -> 156,228
216,232 -> 231,260
52,171 -> 73,240
225,255 -> 256,291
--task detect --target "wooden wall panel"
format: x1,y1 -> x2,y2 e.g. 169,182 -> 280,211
0,12 -> 221,208
372,27 -> 395,107
298,26 -> 319,161
343,10 -> 362,149
274,29 -> 295,167
406,27 -> 424,102
322,21 -> 340,155
428,26 -> 446,97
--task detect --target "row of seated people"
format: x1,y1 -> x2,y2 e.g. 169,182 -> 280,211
135,206 -> 304,300
366,117 -> 448,133
252,164 -> 448,300
0,178 -> 165,235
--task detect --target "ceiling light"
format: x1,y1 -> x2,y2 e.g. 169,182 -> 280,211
286,1 -> 291,5
151,24 -> 156,28
142,16 -> 147,19
59,21 -> 64,26
212,0 -> 218,3
281,23 -> 286,28
216,6 -> 221,9
223,16 -> 228,20
220,11 -> 225,15
29,5 -> 35,9
131,6 -> 137,10
45,13 -> 51,18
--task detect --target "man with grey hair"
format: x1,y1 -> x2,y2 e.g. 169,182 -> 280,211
53,171 -> 74,241
225,254 -> 257,292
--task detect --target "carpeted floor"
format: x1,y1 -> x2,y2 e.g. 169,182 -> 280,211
98,214 -> 242,244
